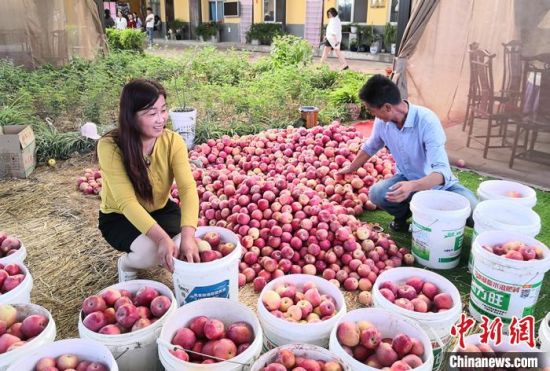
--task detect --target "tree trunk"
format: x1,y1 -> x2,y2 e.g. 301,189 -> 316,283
189,0 -> 201,39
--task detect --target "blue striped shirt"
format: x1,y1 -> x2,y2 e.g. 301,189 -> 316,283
361,103 -> 457,189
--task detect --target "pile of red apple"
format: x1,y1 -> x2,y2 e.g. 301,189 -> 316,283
34,355 -> 107,371
0,304 -> 49,354
0,232 -> 22,258
76,168 -> 102,196
260,348 -> 343,370
81,286 -> 172,334
481,240 -> 543,261
336,321 -> 425,369
178,231 -> 237,263
168,123 -> 415,290
379,277 -> 454,313
169,316 -> 254,364
0,263 -> 26,295
261,281 -> 338,323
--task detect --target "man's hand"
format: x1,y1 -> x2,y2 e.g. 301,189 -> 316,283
337,166 -> 354,175
180,235 -> 200,263
157,237 -> 177,273
385,181 -> 417,203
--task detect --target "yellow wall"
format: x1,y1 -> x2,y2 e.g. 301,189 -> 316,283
253,0 -> 262,23
174,0 -> 189,21
201,0 -> 209,22
367,0 -> 390,25
160,0 -> 166,21
323,0 -> 336,24
286,0 -> 305,25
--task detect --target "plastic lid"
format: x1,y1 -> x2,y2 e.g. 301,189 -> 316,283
80,122 -> 101,140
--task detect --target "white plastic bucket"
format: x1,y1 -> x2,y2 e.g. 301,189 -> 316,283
257,274 -> 347,350
540,312 -> 550,353
6,338 -> 118,371
170,109 -> 197,150
477,180 -> 537,208
328,308 -> 434,371
468,200 -> 541,271
410,190 -> 471,269
372,267 -> 462,370
173,227 -> 240,306
157,297 -> 263,370
250,343 -> 351,371
0,303 -> 56,371
78,279 -> 177,371
0,239 -> 27,265
0,263 -> 33,305
469,231 -> 550,327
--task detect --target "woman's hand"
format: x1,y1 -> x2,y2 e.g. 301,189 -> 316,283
157,237 -> 178,273
180,235 -> 200,263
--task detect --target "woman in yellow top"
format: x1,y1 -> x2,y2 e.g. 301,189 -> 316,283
97,79 -> 200,282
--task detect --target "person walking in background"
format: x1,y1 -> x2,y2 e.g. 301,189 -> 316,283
97,79 -> 200,283
145,7 -> 155,48
115,10 -> 127,30
104,9 -> 115,29
320,8 -> 349,71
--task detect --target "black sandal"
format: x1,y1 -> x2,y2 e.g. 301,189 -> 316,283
389,219 -> 410,233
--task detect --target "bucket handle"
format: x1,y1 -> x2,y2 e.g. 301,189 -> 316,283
112,327 -> 163,359
156,338 -> 253,368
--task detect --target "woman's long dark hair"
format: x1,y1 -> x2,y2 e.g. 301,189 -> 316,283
103,79 -> 166,204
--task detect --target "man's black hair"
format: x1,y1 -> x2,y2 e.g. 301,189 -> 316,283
146,7 -> 153,12
327,7 -> 338,17
358,74 -> 401,108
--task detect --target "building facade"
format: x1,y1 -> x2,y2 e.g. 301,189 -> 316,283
155,0 -> 398,44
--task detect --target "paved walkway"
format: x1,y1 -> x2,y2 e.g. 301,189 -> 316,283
148,39 -> 392,75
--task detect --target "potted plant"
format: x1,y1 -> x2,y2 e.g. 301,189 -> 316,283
384,23 -> 397,55
168,62 -> 197,150
195,21 -> 220,42
349,39 -> 358,52
246,25 -> 261,45
350,23 -> 359,34
370,33 -> 382,54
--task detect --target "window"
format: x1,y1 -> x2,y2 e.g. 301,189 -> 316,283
337,0 -> 353,23
390,0 -> 399,23
263,0 -> 285,23
209,0 -> 224,21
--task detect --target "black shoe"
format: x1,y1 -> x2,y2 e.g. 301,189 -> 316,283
342,65 -> 349,71
389,219 -> 410,233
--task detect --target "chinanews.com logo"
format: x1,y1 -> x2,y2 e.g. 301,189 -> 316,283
445,314 -> 549,370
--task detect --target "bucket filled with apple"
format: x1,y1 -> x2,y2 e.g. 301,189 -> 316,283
6,338 -> 117,371
329,308 -> 434,370
0,232 -> 26,265
258,274 -> 346,349
172,227 -> 241,306
157,297 -> 263,371
250,343 -> 351,371
372,267 -> 462,370
477,180 -> 536,208
78,280 -> 177,371
0,262 -> 33,305
0,303 -> 56,370
470,230 -> 549,326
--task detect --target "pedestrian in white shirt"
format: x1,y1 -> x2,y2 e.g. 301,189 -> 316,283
320,8 -> 349,71
145,7 -> 155,48
115,11 -> 127,30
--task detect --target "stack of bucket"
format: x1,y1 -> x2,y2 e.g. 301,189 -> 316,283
405,180 -> 548,369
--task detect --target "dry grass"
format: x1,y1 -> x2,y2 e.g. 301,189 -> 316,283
0,155 -> 368,339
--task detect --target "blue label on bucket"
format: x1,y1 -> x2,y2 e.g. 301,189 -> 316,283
183,280 -> 230,305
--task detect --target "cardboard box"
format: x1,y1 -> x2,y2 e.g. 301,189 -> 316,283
0,125 -> 36,178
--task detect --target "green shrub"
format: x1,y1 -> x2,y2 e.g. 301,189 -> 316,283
196,22 -> 220,40
246,23 -> 283,45
270,35 -> 313,68
106,29 -> 146,52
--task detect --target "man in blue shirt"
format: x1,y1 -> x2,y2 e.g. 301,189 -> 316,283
339,75 -> 477,232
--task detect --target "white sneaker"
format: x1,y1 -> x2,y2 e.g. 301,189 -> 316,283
117,256 -> 138,283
